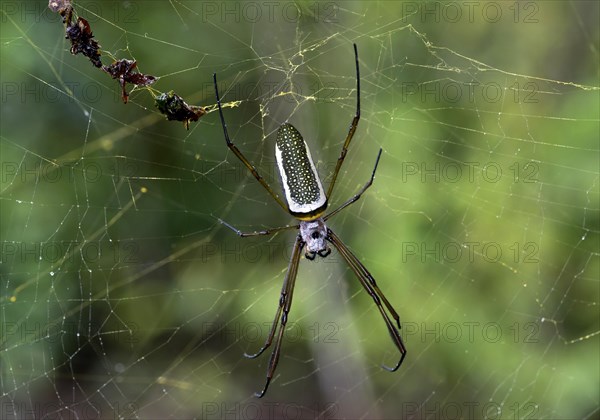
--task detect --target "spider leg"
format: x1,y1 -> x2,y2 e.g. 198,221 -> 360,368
246,235 -> 304,398
219,218 -> 299,237
328,226 -> 402,329
326,43 -> 361,200
327,229 -> 406,371
335,227 -> 401,329
243,235 -> 299,357
213,73 -> 289,212
324,150 -> 400,328
324,148 -> 382,222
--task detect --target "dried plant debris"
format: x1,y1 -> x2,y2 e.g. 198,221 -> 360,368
48,0 -> 204,128
155,91 -> 206,130
66,17 -> 102,68
48,0 -> 71,15
49,1 -> 102,68
102,59 -> 157,103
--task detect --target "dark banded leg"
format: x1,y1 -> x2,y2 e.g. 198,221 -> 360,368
219,218 -> 299,237
214,73 -> 289,212
326,43 -> 361,200
245,235 -> 304,397
325,148 -> 382,222
326,229 -> 406,371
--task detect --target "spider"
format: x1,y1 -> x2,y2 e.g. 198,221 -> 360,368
213,44 -> 406,398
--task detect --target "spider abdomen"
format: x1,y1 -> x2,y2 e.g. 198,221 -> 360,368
275,123 -> 328,219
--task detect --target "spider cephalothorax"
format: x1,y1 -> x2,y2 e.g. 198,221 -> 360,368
299,218 -> 330,259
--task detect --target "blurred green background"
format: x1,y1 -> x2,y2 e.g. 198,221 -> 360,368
1,1 -> 598,418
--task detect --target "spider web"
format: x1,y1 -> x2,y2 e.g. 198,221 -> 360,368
1,1 -> 599,419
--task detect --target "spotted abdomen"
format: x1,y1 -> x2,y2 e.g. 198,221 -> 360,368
275,123 -> 328,219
